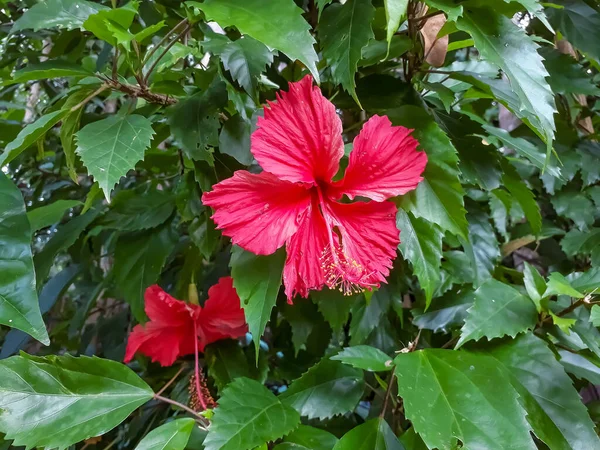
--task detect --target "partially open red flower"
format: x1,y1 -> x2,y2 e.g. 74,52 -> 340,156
124,277 -> 247,367
203,76 -> 427,302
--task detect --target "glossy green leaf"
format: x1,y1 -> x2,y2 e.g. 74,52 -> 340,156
333,418 -> 405,450
457,279 -> 537,348
501,160 -> 541,235
12,0 -> 108,32
396,210 -> 443,306
561,228 -> 600,264
331,345 -> 393,372
168,79 -> 227,164
541,48 -> 600,96
570,268 -> 600,294
591,306 -> 600,327
424,0 -> 463,22
135,419 -> 195,450
384,0 -> 408,53
545,272 -> 584,299
204,377 -> 300,450
0,353 -> 153,450
27,200 -> 82,232
0,173 -> 48,345
462,208 -> 500,287
274,425 -> 338,450
205,340 -> 254,392
394,349 -> 535,450
350,287 -> 392,345
484,333 -> 600,450
219,114 -> 253,165
192,0 -> 319,81
523,262 -> 546,312
280,358 -> 365,420
2,60 -> 92,86
99,189 -> 175,231
311,288 -> 356,332
547,0 -> 600,62
456,7 -> 556,151
230,246 -> 285,357
319,0 -> 375,104
412,289 -> 474,333
282,299 -> 324,356
83,4 -> 138,47
76,114 -> 155,201
558,350 -> 600,384
113,225 -> 176,322
0,110 -> 69,166
552,191 -> 595,231
390,106 -> 467,239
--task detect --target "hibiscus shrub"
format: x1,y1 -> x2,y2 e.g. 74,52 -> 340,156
2,0 -> 600,449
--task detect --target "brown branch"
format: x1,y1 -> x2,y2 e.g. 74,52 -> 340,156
155,366 -> 186,397
380,372 -> 396,418
154,394 -> 209,428
556,298 -> 586,317
105,79 -> 177,105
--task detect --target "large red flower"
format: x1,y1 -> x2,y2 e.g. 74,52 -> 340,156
203,76 -> 427,301
124,277 -> 247,367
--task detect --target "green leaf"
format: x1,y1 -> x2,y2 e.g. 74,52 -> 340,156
230,246 -> 285,357
0,173 -> 48,345
396,210 -> 443,306
205,340 -> 254,392
482,125 -> 562,178
2,60 -> 92,86
545,272 -> 584,299
456,7 -> 556,152
331,345 -> 393,372
311,288 -> 356,332
558,350 -> 600,384
135,419 -> 195,450
83,4 -> 138,47
219,114 -> 253,166
551,191 -> 595,231
591,305 -> 600,327
570,268 -> 600,294
333,418 -> 405,450
27,200 -> 83,232
350,287 -> 392,345
411,289 -> 474,333
203,32 -> 273,100
457,279 -> 537,348
0,353 -> 153,450
274,425 -> 338,450
168,79 -> 227,164
541,48 -> 600,95
394,349 -> 535,450
360,35 -> 412,67
484,333 -> 600,450
462,208 -> 500,287
424,0 -> 463,22
76,114 -> 155,201
561,228 -> 600,264
99,189 -> 175,231
12,0 -> 108,32
319,0 -> 375,104
384,0 -> 408,54
0,110 -> 69,166
34,206 -> 103,285
192,0 -> 319,82
204,378 -> 300,450
550,311 -> 577,334
280,358 -> 365,420
523,262 -> 547,312
113,225 -> 177,322
282,299 -> 324,356
547,0 -> 600,62
501,160 -> 541,235
390,106 -> 467,239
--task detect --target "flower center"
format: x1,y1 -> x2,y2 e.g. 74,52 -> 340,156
319,244 -> 375,296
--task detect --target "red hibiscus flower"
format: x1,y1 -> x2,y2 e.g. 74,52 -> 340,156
203,76 -> 427,301
124,276 -> 247,367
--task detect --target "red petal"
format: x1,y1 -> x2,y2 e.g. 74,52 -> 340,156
124,321 -> 195,367
332,115 -> 427,202
283,198 -> 329,301
325,200 -> 399,288
252,75 -> 344,184
144,285 -> 198,326
198,277 -> 248,349
203,171 -> 311,255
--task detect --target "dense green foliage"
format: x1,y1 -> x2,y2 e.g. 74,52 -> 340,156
1,0 -> 600,449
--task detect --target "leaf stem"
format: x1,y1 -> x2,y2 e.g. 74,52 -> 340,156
380,372 -> 396,418
154,394 -> 209,428
70,84 -> 109,112
143,23 -> 191,84
155,365 -> 185,397
142,18 -> 188,66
